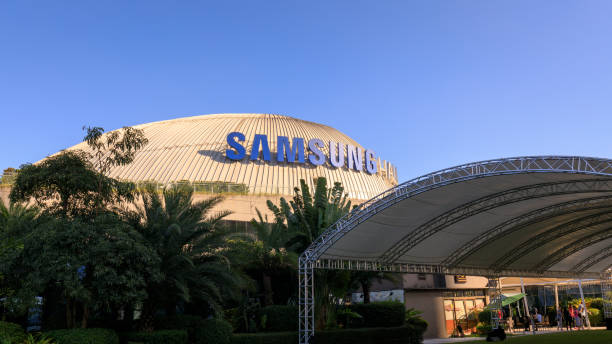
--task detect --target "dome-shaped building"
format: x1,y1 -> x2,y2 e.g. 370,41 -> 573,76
66,113 -> 398,221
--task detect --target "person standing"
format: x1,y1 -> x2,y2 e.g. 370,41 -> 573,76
556,308 -> 563,331
563,307 -> 572,331
577,303 -> 586,330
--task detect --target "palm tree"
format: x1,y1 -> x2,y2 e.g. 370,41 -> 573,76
263,178 -> 353,329
0,199 -> 40,254
246,209 -> 298,306
121,183 -> 242,329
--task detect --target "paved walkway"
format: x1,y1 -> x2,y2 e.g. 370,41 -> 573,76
423,327 -> 607,343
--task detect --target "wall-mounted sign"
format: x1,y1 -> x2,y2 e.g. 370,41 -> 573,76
225,132 -> 397,179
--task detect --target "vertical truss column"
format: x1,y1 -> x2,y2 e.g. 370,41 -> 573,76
299,257 -> 314,344
602,272 -> 612,324
487,277 -> 503,329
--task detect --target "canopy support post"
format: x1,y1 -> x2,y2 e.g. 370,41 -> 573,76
578,279 -> 591,328
298,257 -> 314,344
601,272 -> 612,330
520,278 -> 536,334
554,284 -> 560,312
487,277 -> 503,329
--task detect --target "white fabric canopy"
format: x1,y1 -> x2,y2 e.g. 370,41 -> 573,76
303,156 -> 612,279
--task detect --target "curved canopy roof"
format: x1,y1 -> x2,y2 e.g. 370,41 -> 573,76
303,156 -> 612,279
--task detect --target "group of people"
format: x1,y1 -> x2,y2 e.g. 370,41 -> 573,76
506,304 -> 588,333
555,304 -> 588,331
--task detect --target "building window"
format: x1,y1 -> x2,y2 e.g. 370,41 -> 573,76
417,273 -> 427,280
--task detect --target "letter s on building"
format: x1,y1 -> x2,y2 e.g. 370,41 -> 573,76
226,132 -> 246,160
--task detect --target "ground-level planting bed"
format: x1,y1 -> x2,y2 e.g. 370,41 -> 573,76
464,331 -> 612,344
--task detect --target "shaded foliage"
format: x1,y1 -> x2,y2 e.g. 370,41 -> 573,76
9,151 -> 134,218
119,184 -> 243,328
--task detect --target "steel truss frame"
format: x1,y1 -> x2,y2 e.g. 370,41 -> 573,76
602,271 -> 612,318
298,157 -> 612,344
491,211 -> 612,270
574,246 -> 612,273
487,277 -> 503,329
381,179 -> 612,264
535,228 -> 612,271
444,196 -> 612,267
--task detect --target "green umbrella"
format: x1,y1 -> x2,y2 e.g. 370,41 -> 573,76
485,293 -> 526,308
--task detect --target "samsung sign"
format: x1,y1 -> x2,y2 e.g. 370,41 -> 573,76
225,132 -> 394,176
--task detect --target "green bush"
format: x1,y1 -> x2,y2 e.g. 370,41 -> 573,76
589,307 -> 604,326
476,322 -> 492,335
258,305 -> 298,332
45,328 -> 118,344
122,330 -> 187,344
0,321 -> 26,343
230,326 -> 425,344
477,309 -> 491,324
316,325 -> 424,344
348,302 -> 405,328
589,298 -> 605,311
154,315 -> 205,342
195,318 -> 233,344
405,316 -> 428,332
231,332 -> 296,344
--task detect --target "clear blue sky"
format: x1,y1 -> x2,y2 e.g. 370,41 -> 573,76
1,1 -> 611,181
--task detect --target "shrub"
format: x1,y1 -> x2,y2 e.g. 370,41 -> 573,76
45,328 -> 118,344
230,326 -> 425,344
153,315 -> 205,342
231,332 -> 296,344
0,321 -> 26,343
257,305 -> 298,332
348,302 -> 405,328
316,325 -> 424,344
122,330 -> 187,344
195,318 -> 233,344
588,307 -> 603,326
476,322 -> 492,335
589,298 -> 605,311
406,316 -> 428,332
477,309 -> 491,324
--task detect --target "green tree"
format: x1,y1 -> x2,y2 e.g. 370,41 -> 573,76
0,199 -> 41,319
82,126 -> 149,177
6,125 -> 153,328
262,178 -> 353,329
120,184 -> 243,330
245,209 -> 298,306
9,151 -> 133,218
15,214 -> 160,328
0,167 -> 18,185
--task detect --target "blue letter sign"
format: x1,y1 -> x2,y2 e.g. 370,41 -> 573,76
225,132 -> 393,177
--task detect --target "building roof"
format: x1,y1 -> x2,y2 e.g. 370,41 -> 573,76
65,113 -> 397,200
302,156 -> 612,279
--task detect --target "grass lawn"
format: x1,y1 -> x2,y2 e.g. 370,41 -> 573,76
462,330 -> 612,343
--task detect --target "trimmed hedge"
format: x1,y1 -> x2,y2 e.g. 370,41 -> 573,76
195,318 -> 233,344
230,325 -> 425,344
316,325 -> 423,344
153,315 -> 232,344
348,302 -> 405,328
258,305 -> 298,332
231,332 -> 296,344
589,307 -> 604,326
122,330 -> 187,344
0,321 -> 26,343
153,315 -> 205,342
45,328 -> 119,344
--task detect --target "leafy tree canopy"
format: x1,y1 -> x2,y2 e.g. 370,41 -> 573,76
9,151 -> 133,218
